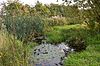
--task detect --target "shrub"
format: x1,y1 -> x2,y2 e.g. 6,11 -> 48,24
66,17 -> 82,25
0,17 -> 2,30
0,29 -> 37,66
4,15 -> 45,41
67,36 -> 87,52
46,17 -> 67,26
95,22 -> 100,33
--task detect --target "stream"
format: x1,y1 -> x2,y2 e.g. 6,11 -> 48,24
30,42 -> 74,66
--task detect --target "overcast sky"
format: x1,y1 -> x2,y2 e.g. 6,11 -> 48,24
0,0 -> 64,12
0,0 -> 64,11
0,0 -> 64,6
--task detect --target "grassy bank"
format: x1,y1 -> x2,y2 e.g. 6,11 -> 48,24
46,24 -> 89,43
64,34 -> 100,66
0,30 -> 37,66
46,24 -> 100,66
0,24 -> 100,66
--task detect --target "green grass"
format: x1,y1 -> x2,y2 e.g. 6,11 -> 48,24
0,30 -> 37,66
0,24 -> 100,66
53,24 -> 81,30
46,24 -> 89,43
64,35 -> 100,66
46,24 -> 100,66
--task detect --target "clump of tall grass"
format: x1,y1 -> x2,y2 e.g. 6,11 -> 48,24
4,15 -> 45,41
0,27 -> 35,66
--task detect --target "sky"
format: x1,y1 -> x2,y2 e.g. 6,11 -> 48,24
0,0 -> 64,6
0,0 -> 64,12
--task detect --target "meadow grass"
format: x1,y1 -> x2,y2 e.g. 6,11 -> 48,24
46,24 -> 88,43
64,34 -> 100,66
46,24 -> 100,66
0,30 -> 37,66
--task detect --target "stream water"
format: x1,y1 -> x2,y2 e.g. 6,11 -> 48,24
30,42 -> 74,66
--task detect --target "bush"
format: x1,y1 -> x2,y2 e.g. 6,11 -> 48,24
63,34 -> 100,66
95,22 -> 100,33
46,17 -> 67,26
0,17 -> 2,30
4,15 -> 45,41
0,30 -> 25,66
0,29 -> 37,66
66,17 -> 82,25
67,37 -> 87,52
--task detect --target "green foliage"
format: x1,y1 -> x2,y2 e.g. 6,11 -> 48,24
46,24 -> 89,43
63,34 -> 100,66
67,36 -> 87,52
2,1 -> 83,28
66,17 -> 82,25
46,30 -> 65,43
35,1 -> 50,16
0,30 -> 36,66
45,17 -> 67,26
61,0 -> 100,32
1,1 -> 100,66
4,1 -> 31,16
4,15 -> 45,41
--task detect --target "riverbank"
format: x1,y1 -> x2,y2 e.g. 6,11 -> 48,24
45,24 -> 100,66
0,24 -> 100,66
64,34 -> 100,66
